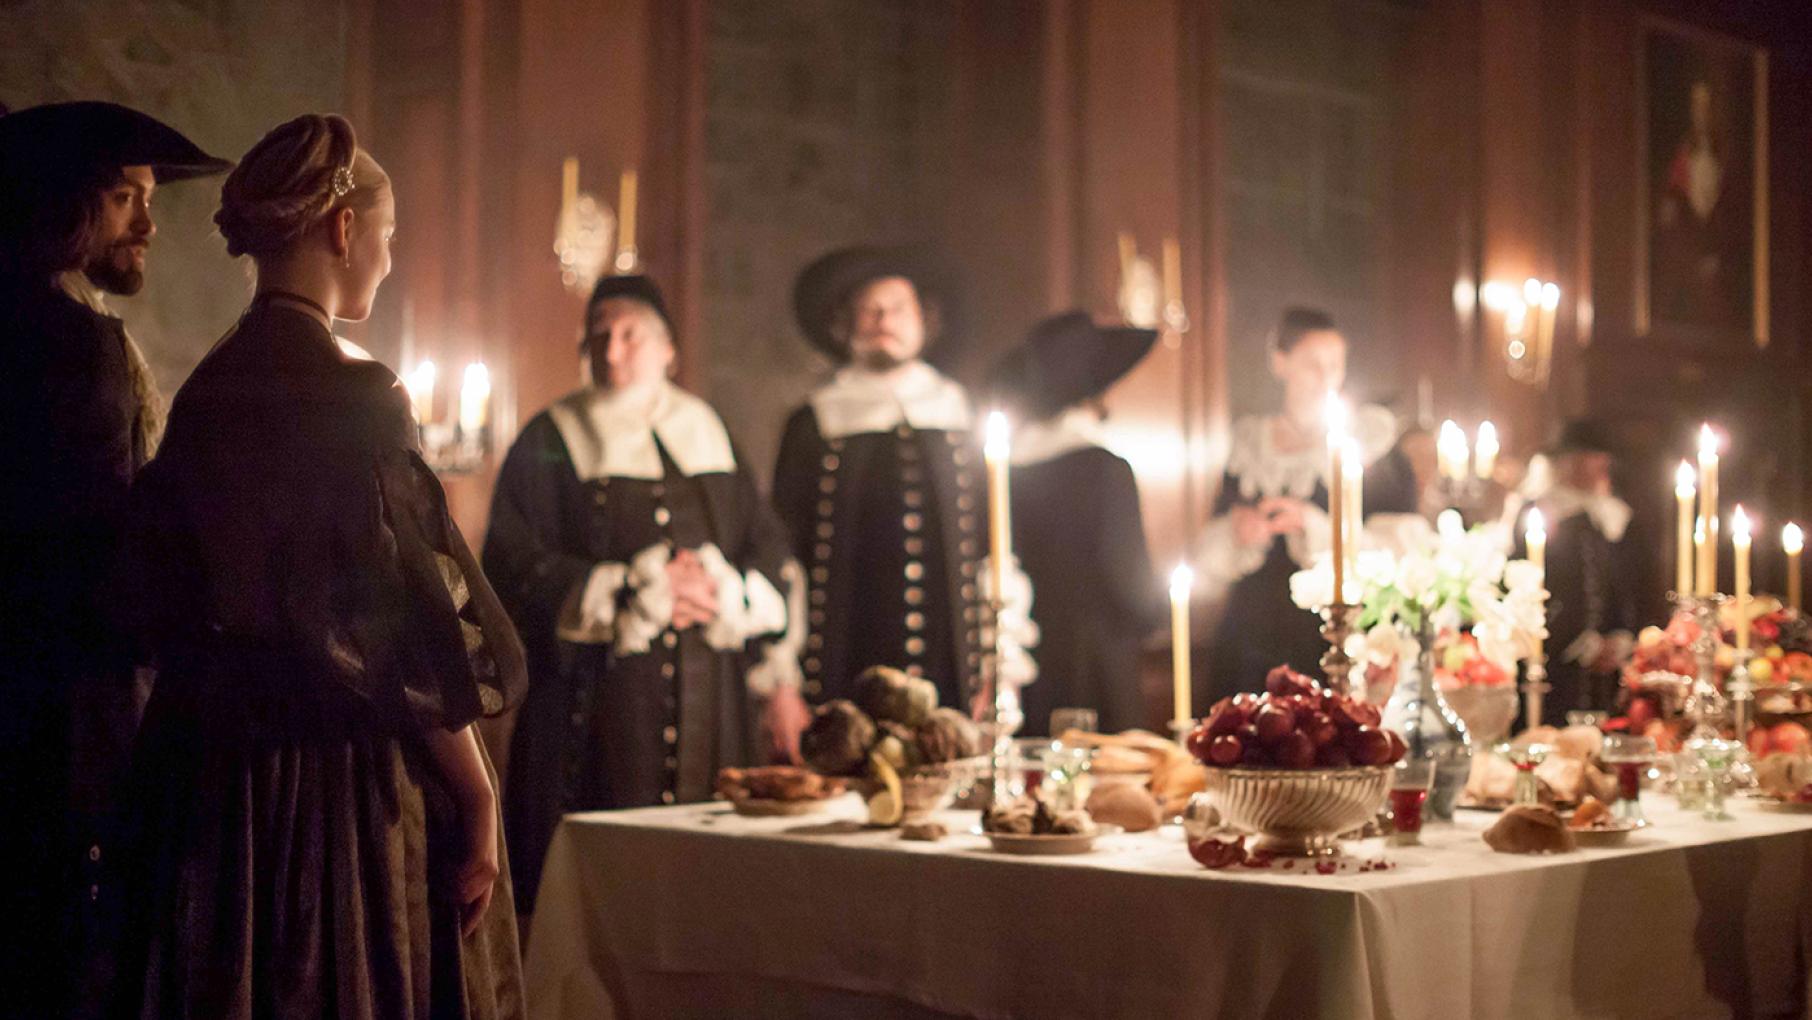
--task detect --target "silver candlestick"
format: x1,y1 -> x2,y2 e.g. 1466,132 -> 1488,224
1319,602 -> 1361,697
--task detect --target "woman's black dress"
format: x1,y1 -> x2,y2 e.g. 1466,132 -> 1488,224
112,302 -> 528,1019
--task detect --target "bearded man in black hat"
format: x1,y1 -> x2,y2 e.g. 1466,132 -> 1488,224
1511,420 -> 1639,726
0,100 -> 229,1019
988,312 -> 1168,734
775,247 -> 1029,711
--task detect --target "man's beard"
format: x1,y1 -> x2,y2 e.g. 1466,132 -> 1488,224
84,241 -> 146,296
853,336 -> 909,372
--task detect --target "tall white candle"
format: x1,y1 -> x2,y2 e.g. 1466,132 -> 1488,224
1171,565 -> 1194,723
1474,421 -> 1499,481
1675,461 -> 1696,595
1785,523 -> 1804,613
458,362 -> 490,436
1326,395 -> 1347,603
1437,419 -> 1468,483
615,169 -> 639,270
1733,505 -> 1752,653
1527,508 -> 1547,664
406,360 -> 437,425
1342,436 -> 1363,604
1698,424 -> 1720,595
984,411 -> 1013,602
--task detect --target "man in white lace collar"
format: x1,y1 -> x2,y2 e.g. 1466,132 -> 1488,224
773,247 -> 990,710
1513,420 -> 1638,725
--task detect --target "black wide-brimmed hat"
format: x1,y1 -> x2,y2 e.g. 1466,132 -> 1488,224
987,311 -> 1159,419
792,245 -> 961,361
580,273 -> 676,351
0,101 -> 231,185
1549,419 -> 1615,456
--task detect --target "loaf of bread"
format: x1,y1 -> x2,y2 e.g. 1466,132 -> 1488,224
1484,804 -> 1576,854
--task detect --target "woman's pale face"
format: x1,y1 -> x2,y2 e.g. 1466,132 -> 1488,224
1271,329 -> 1347,413
338,187 -> 395,322
589,298 -> 675,390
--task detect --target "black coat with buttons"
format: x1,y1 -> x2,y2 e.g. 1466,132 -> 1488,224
484,409 -> 791,913
772,406 -> 988,710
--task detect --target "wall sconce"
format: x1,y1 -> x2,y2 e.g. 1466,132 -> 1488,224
402,357 -> 492,474
554,156 -> 615,296
1479,277 -> 1559,387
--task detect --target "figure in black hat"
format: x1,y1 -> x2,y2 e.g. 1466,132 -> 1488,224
1510,419 -> 1638,725
774,246 -> 1021,711
0,99 -> 228,1020
988,312 -> 1168,733
483,272 -> 804,915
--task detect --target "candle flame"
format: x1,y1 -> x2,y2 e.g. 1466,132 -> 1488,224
1786,523 -> 1804,555
984,410 -> 1011,460
1699,423 -> 1719,460
1540,282 -> 1560,310
1324,392 -> 1348,444
1341,437 -> 1363,478
1675,460 -> 1696,496
1732,504 -> 1752,544
1695,516 -> 1707,542
1169,564 -> 1194,599
1526,507 -> 1546,542
459,361 -> 491,433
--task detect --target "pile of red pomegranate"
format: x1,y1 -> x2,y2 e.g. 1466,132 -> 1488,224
1185,666 -> 1407,769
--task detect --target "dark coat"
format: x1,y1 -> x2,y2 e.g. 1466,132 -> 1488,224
483,407 -> 792,913
111,302 -> 527,1019
1011,446 -> 1166,734
1513,499 -> 1638,726
772,407 -> 987,709
0,277 -> 146,1019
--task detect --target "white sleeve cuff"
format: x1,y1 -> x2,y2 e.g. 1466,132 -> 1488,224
556,562 -> 630,644
614,544 -> 674,655
1192,515 -> 1268,596
747,559 -> 806,695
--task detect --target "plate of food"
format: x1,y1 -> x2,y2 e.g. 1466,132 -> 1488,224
978,796 -> 1115,855
1565,797 -> 1646,847
715,766 -> 846,817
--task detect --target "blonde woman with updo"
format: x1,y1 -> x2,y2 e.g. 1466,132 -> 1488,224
112,114 -> 527,1019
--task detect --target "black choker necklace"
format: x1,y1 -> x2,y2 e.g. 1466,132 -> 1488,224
256,290 -> 333,324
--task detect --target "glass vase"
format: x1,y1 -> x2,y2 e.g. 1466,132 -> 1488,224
1380,622 -> 1474,820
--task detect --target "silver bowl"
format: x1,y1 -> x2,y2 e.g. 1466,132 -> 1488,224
1200,765 -> 1392,856
854,756 -> 988,823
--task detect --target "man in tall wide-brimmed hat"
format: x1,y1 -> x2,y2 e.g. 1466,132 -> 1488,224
774,246 -> 1027,712
1511,419 -> 1638,726
0,99 -> 229,1019
986,311 -> 1168,734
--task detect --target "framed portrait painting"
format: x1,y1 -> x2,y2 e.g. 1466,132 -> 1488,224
1635,18 -> 1769,347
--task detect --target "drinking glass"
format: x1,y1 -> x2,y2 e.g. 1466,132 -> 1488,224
1694,738 -> 1742,821
1600,733 -> 1657,824
1050,708 -> 1099,741
1389,757 -> 1436,845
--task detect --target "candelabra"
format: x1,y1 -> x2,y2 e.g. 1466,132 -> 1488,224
1319,602 -> 1360,697
977,596 -> 1024,806
418,422 -> 489,475
1674,592 -> 1730,741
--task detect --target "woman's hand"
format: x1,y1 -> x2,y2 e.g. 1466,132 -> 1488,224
1258,497 -> 1308,537
763,685 -> 812,764
453,778 -> 500,937
667,550 -> 719,629
1230,504 -> 1272,547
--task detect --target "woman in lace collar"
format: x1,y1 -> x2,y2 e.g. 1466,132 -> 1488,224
1192,307 -> 1414,701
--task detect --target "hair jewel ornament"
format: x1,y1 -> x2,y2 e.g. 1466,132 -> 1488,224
330,164 -> 355,199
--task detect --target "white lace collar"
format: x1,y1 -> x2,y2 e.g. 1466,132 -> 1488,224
808,360 -> 972,440
1530,483 -> 1632,543
1225,405 -> 1397,501
1010,407 -> 1109,467
546,381 -> 737,481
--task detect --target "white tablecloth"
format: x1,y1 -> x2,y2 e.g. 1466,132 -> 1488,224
523,796 -> 1812,1019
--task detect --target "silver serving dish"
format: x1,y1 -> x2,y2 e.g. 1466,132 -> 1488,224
1200,765 -> 1392,856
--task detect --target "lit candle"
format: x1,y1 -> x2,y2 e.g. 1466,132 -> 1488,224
615,169 -> 639,270
1474,421 -> 1499,481
1785,523 -> 1804,613
1527,507 -> 1547,664
1171,565 -> 1194,724
1523,277 -> 1543,311
561,156 -> 578,216
405,360 -> 437,425
1326,394 -> 1347,604
984,411 -> 1013,601
1675,461 -> 1696,595
1733,505 -> 1752,654
1695,516 -> 1708,590
1117,231 -> 1136,288
1538,282 -> 1560,371
1342,436 -> 1363,604
1437,419 -> 1469,483
458,362 -> 490,436
1505,302 -> 1529,346
1698,424 -> 1720,595
1162,237 -> 1182,312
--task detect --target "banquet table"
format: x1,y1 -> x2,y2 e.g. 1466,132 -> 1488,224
523,795 -> 1812,1019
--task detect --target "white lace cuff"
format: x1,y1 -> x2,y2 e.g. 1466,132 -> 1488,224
614,544 -> 674,655
746,560 -> 806,696
694,544 -> 792,653
980,554 -> 1041,687
556,562 -> 630,644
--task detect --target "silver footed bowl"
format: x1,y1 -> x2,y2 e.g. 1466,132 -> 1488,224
1200,765 -> 1392,856
853,756 -> 988,823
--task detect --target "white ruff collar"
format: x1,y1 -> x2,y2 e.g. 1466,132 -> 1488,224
1225,404 -> 1397,501
1010,407 -> 1109,467
808,360 -> 972,440
1533,483 -> 1632,543
546,382 -> 737,481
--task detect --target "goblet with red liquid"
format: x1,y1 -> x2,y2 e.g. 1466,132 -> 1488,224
1600,733 -> 1657,825
1388,757 -> 1435,845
